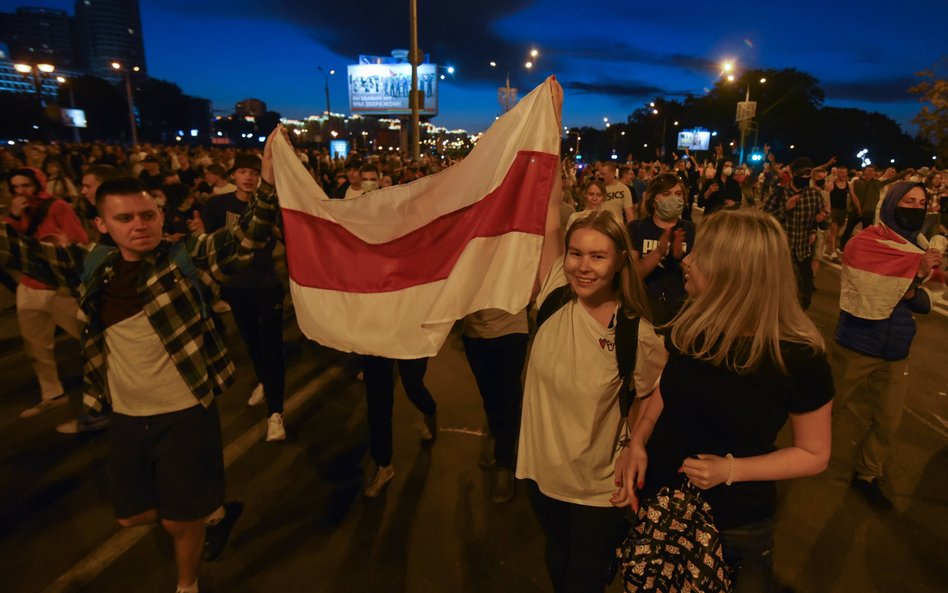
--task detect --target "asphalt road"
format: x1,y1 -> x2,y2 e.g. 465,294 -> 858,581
0,261 -> 945,593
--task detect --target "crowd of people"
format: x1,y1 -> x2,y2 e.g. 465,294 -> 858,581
0,125 -> 946,593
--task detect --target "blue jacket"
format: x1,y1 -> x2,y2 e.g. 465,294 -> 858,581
836,290 -> 931,361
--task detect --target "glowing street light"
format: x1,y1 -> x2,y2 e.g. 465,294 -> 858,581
530,49 -> 539,58
525,61 -> 533,69
760,77 -> 767,84
722,60 -> 734,73
112,61 -> 140,145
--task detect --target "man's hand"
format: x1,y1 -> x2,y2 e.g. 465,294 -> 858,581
9,195 -> 27,217
786,194 -> 801,211
186,211 -> 205,234
918,248 -> 942,279
815,210 -> 828,222
261,124 -> 291,186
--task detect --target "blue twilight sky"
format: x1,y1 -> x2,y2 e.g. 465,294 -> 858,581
4,0 -> 946,133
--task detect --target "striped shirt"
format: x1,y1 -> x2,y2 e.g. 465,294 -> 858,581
0,182 -> 280,412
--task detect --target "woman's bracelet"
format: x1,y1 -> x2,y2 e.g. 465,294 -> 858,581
725,453 -> 735,486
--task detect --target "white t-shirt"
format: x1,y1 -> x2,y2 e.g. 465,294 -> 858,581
603,182 -> 634,221
344,185 -> 364,200
105,311 -> 198,416
516,259 -> 667,506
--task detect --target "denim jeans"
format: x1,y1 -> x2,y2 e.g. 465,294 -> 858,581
720,517 -> 775,593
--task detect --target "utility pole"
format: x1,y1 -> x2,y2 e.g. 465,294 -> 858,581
409,0 -> 421,160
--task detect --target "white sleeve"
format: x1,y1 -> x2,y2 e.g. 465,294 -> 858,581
536,257 -> 568,308
633,318 -> 667,397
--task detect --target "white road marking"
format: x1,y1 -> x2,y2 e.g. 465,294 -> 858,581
40,364 -> 346,593
905,407 -> 948,440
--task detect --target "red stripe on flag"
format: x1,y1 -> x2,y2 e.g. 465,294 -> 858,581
843,227 -> 920,280
282,150 -> 557,292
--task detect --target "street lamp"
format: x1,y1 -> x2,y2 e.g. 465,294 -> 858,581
55,75 -> 80,142
491,48 -> 540,113
13,62 -> 55,106
317,66 -> 334,115
112,61 -> 140,145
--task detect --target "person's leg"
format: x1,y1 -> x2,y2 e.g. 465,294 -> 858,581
162,518 -> 205,590
221,287 -> 264,383
839,211 -> 860,248
856,359 -> 910,480
17,286 -> 64,400
255,284 -> 286,415
467,334 -> 528,469
526,480 -> 570,593
795,256 -> 814,310
397,358 -> 437,416
720,518 -> 775,593
363,356 -> 396,467
47,292 -> 83,339
564,504 -> 629,593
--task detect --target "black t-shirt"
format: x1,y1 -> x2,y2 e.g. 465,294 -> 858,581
829,181 -> 849,210
627,217 -> 695,325
643,335 -> 833,530
100,258 -> 144,329
202,192 -> 280,289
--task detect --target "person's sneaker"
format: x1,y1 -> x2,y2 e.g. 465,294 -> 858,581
479,431 -> 496,468
364,465 -> 395,498
203,500 -> 244,561
20,395 -> 69,418
419,412 -> 437,443
56,412 -> 110,434
247,383 -> 265,406
266,413 -> 286,442
492,467 -> 516,503
851,475 -> 893,510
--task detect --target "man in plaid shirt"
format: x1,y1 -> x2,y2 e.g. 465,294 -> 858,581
0,127 -> 286,593
763,157 -> 829,310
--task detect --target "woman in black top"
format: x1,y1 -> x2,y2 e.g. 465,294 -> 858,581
613,209 -> 833,593
826,166 -> 856,259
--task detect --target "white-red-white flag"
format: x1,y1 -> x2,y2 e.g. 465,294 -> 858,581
272,77 -> 560,358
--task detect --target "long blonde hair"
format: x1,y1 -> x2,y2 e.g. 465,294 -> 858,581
669,208 -> 824,373
564,210 -> 651,321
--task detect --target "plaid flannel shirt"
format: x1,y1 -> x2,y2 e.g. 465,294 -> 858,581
0,182 -> 279,412
764,185 -> 826,261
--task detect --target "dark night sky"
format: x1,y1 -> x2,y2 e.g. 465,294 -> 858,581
4,0 -> 946,133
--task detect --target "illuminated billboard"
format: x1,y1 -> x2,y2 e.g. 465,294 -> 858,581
347,63 -> 438,116
61,108 -> 87,128
676,129 -> 711,151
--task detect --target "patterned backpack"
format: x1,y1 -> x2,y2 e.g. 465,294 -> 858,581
616,480 -> 732,592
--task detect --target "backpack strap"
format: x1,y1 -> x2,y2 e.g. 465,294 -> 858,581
168,241 -> 209,320
80,244 -> 116,283
536,283 -> 642,417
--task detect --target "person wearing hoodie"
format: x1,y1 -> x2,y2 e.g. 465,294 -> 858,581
834,181 -> 943,510
5,167 -> 89,418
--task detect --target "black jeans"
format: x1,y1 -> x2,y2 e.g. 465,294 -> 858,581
362,356 -> 436,467
839,212 -> 873,249
794,255 -> 814,310
222,284 -> 285,414
720,518 -> 775,593
526,480 -> 629,593
461,333 -> 528,469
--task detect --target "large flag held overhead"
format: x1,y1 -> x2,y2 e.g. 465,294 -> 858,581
272,77 -> 561,358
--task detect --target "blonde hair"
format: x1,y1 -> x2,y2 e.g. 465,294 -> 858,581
564,210 -> 651,321
669,209 -> 824,373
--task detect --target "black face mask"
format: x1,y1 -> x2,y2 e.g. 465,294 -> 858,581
792,176 -> 810,189
815,178 -> 825,188
894,206 -> 926,232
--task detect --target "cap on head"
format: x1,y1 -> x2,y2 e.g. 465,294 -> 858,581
789,157 -> 813,177
229,153 -> 262,174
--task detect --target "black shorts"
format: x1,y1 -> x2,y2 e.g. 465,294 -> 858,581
109,402 -> 225,521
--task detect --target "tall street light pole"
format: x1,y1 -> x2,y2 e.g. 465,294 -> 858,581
409,0 -> 421,160
317,66 -> 334,115
112,61 -> 139,146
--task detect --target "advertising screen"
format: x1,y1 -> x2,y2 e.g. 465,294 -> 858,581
347,63 -> 438,116
676,129 -> 710,151
329,139 -> 350,160
61,108 -> 87,128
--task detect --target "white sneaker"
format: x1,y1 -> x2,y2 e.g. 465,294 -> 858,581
266,413 -> 286,441
20,395 -> 69,418
364,464 -> 395,498
247,383 -> 265,406
211,300 -> 231,313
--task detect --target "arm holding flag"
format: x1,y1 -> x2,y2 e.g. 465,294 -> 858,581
534,78 -> 566,299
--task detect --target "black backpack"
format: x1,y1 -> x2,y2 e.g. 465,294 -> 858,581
536,285 -> 641,416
